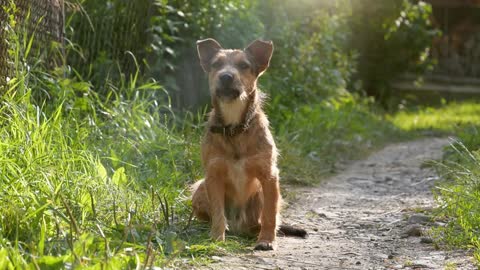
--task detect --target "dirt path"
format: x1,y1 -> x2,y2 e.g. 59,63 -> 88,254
205,138 -> 476,270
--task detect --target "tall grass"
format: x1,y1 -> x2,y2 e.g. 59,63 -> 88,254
435,142 -> 480,265
278,94 -> 404,185
0,7 -> 209,267
0,71 -> 205,269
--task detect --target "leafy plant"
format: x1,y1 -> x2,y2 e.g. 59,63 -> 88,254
350,0 -> 440,104
261,6 -> 356,124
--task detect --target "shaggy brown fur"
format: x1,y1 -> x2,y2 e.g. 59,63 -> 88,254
191,38 -> 282,250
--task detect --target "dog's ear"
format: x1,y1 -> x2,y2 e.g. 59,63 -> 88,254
245,39 -> 274,75
197,38 -> 222,72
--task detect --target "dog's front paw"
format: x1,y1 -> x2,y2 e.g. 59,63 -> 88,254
254,240 -> 275,251
210,231 -> 225,241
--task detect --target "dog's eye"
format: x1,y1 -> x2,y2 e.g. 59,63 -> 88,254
211,60 -> 223,69
238,62 -> 250,70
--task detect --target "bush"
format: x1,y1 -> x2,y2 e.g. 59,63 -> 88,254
350,0 -> 440,104
259,5 -> 355,125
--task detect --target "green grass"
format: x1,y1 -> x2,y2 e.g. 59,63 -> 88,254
389,101 -> 480,265
389,101 -> 480,134
434,142 -> 480,265
277,94 -> 406,185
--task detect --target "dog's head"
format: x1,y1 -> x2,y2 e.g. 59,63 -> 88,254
197,38 -> 273,102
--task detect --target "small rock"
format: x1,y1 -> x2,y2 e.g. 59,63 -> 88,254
376,254 -> 389,260
410,263 -> 431,268
317,212 -> 328,218
356,261 -> 361,265
258,257 -> 276,264
420,237 -> 433,244
388,254 -> 394,259
408,214 -> 431,224
313,209 -> 335,219
344,223 -> 361,229
313,228 -> 319,232
352,236 -> 369,241
433,221 -> 446,227
211,256 -> 223,262
402,224 -> 423,237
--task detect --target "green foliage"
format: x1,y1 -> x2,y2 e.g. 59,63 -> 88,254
66,0 -> 263,106
384,1 -> 439,71
278,94 -> 404,185
256,2 -> 400,185
0,68 -> 207,268
262,8 -> 355,116
434,142 -> 480,265
0,9 -> 211,267
67,0 -> 152,85
148,0 -> 264,107
350,0 -> 440,103
260,1 -> 355,113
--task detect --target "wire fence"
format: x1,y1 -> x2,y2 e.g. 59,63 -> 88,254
0,0 -> 64,85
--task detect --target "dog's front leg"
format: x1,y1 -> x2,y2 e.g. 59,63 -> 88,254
255,166 -> 280,250
205,160 -> 228,241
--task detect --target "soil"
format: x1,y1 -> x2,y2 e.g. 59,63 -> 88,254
204,138 -> 477,270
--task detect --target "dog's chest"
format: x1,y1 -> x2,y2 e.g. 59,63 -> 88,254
227,159 -> 248,194
219,99 -> 247,125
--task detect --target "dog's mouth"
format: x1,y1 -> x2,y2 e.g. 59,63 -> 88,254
215,87 -> 241,100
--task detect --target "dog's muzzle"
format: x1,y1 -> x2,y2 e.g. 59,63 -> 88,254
216,72 -> 240,99
216,87 -> 241,99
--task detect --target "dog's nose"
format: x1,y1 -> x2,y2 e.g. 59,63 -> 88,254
219,73 -> 234,86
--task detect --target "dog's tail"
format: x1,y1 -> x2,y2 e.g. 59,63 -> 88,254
278,224 -> 308,238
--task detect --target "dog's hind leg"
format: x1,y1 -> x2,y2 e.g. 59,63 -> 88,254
191,179 -> 210,222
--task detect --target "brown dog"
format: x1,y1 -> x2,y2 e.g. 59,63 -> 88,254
191,38 -> 305,251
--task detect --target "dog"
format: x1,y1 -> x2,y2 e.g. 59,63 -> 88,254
191,38 -> 306,250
